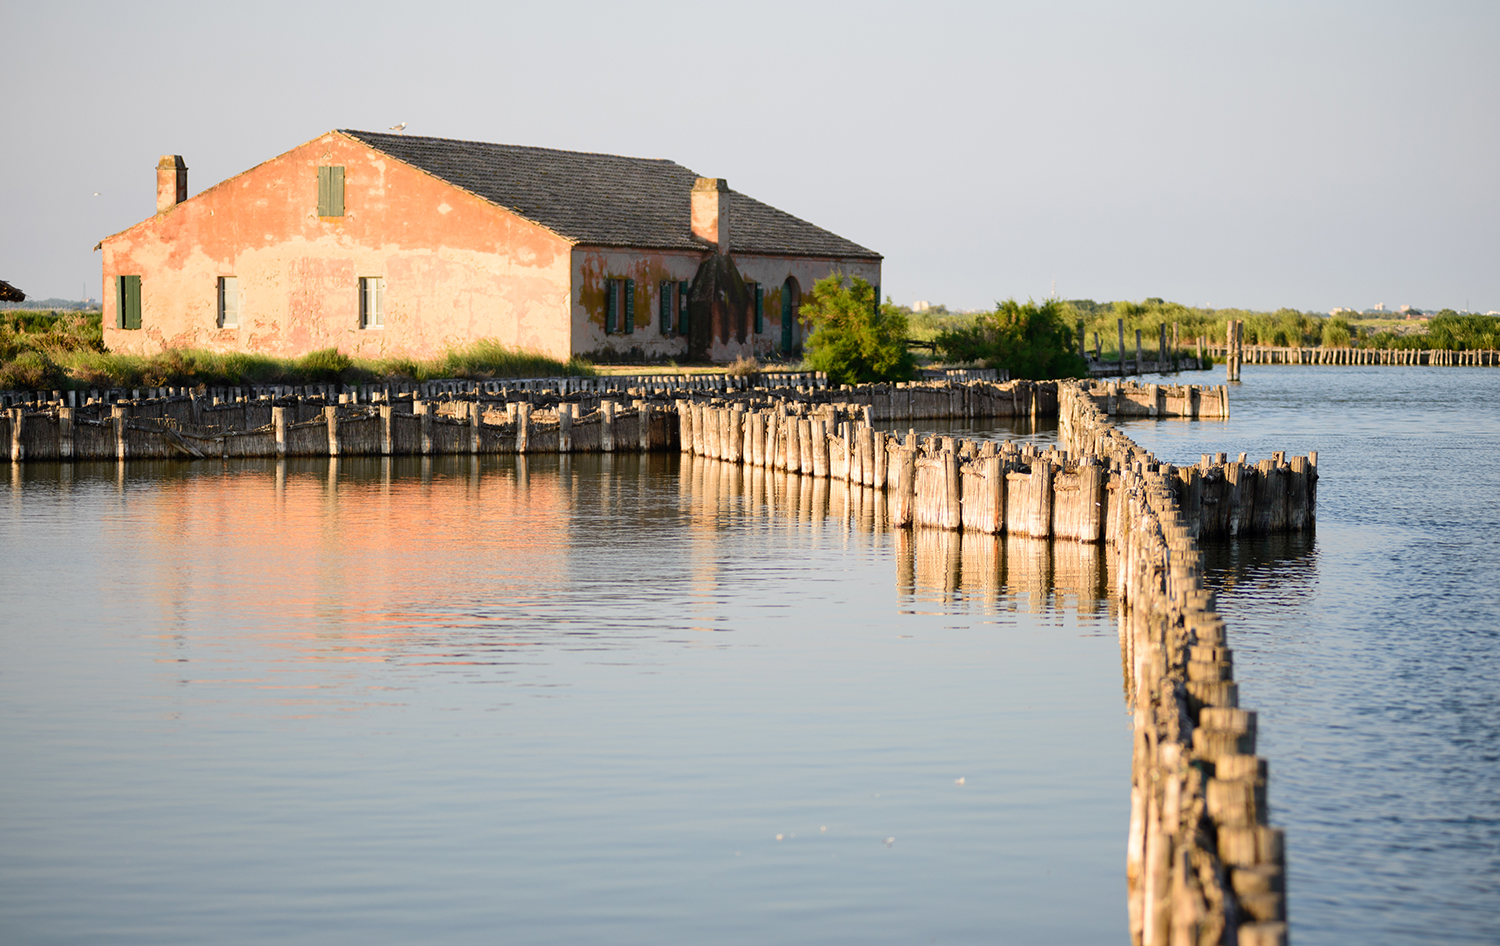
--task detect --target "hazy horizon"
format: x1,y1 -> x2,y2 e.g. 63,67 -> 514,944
4,1 -> 1495,314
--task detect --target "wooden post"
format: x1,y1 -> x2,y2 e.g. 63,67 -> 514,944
516,401 -> 531,454
798,419 -> 815,475
9,407 -> 23,462
273,406 -> 287,458
891,445 -> 915,527
380,404 -> 393,456
812,418 -> 830,478
639,401 -> 653,452
601,400 -> 616,453
942,448 -> 962,530
470,400 -> 483,454
325,405 -> 340,457
57,407 -> 73,460
560,402 -> 573,453
113,405 -> 128,461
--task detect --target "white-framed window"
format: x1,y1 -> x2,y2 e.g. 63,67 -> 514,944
218,276 -> 239,328
360,276 -> 384,329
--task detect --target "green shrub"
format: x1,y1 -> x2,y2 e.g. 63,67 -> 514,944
935,298 -> 1088,380
801,274 -> 917,385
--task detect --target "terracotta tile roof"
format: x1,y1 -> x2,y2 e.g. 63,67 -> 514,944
341,130 -> 880,260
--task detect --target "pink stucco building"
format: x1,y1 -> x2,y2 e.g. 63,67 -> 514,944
98,130 -> 882,364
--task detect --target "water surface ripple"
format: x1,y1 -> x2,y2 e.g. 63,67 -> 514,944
2,452 -> 1128,945
1120,366 -> 1500,946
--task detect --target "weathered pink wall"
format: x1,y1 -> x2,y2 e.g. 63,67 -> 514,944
101,132 -> 575,361
570,249 -> 880,362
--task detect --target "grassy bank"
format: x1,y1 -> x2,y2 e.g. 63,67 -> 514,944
0,310 -> 595,392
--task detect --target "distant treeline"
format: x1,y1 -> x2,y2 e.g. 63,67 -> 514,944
1061,298 -> 1500,354
0,298 -> 100,312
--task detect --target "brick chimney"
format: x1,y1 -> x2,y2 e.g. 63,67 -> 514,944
691,177 -> 730,254
156,155 -> 187,213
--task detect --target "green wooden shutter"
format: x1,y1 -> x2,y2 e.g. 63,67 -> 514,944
623,278 -> 635,334
781,282 -> 794,353
754,284 -> 764,333
318,166 -> 345,217
605,279 -> 617,334
678,281 -> 689,337
119,275 -> 142,330
873,283 -> 881,313
659,280 -> 672,334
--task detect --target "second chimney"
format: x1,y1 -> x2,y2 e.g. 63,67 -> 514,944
691,177 -> 730,254
157,155 -> 188,213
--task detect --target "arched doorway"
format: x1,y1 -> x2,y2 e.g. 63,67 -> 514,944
780,276 -> 801,355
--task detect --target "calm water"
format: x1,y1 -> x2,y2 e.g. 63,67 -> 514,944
1121,366 -> 1500,945
1,453 -> 1129,945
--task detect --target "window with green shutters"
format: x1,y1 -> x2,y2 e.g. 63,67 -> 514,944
318,166 -> 345,217
605,278 -> 634,334
659,280 -> 673,334
117,275 -> 142,330
623,278 -> 634,334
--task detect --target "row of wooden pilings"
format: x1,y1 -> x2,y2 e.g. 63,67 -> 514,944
1059,383 -> 1289,945
1201,344 -> 1499,367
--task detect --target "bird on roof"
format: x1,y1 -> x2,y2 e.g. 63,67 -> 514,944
389,122 -> 408,133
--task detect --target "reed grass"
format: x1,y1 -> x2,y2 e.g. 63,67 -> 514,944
0,311 -> 595,391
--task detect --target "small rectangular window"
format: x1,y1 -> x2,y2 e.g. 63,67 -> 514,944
318,166 -> 345,217
218,276 -> 239,328
117,275 -> 141,330
360,276 -> 384,328
678,280 -> 689,337
753,282 -> 764,334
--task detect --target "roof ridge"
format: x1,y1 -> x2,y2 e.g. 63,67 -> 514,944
340,129 -> 685,168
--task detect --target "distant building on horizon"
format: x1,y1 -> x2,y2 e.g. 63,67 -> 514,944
97,130 -> 881,364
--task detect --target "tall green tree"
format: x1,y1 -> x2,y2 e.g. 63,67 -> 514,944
935,298 -> 1088,380
801,274 -> 917,385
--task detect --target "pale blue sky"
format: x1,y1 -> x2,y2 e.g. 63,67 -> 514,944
5,0 -> 1495,312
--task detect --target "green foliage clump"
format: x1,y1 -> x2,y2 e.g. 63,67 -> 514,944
935,298 -> 1088,380
800,274 -> 917,385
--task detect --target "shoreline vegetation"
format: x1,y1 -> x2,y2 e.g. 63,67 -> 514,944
0,310 -> 595,392
2,297 -> 1497,393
